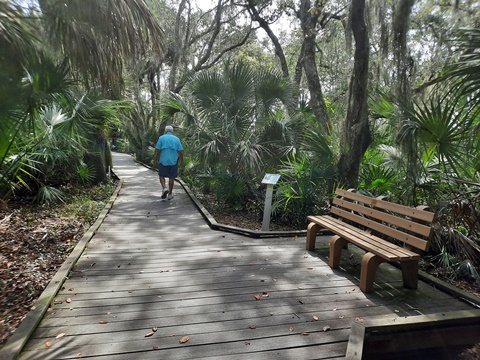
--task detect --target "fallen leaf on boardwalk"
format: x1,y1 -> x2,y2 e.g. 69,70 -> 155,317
145,332 -> 155,337
313,315 -> 319,321
249,325 -> 256,329
254,294 -> 260,300
262,292 -> 269,297
45,341 -> 52,347
98,320 -> 108,324
76,353 -> 82,357
301,332 -> 309,336
339,315 -> 345,319
152,327 -> 158,332
323,326 -> 330,332
68,288 -> 74,291
55,333 -> 66,339
307,267 -> 313,270
355,317 -> 364,322
289,326 -> 294,332
179,336 -> 190,344
394,310 -> 400,313
168,334 -> 175,337
153,346 -> 159,350
332,308 -> 337,311
65,298 -> 72,303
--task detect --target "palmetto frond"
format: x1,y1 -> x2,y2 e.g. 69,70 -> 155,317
171,61 -> 293,177
0,1 -> 39,65
38,0 -> 166,91
399,94 -> 479,179
446,28 -> 480,98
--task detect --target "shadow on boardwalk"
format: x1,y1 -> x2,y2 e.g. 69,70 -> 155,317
3,153 -> 479,360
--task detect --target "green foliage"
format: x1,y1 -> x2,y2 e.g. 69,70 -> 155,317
273,154 -> 329,229
34,185 -> 66,205
56,181 -> 117,225
77,162 -> 96,185
161,61 -> 295,179
214,173 -> 249,207
359,163 -> 397,194
400,94 -> 479,180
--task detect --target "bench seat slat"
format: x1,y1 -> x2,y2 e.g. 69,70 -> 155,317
329,207 -> 430,252
307,215 -> 420,261
308,215 -> 407,258
332,198 -> 433,237
313,217 -> 407,260
335,189 -> 435,223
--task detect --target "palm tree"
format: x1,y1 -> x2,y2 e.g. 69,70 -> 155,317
0,0 -> 166,202
37,0 -> 166,94
160,61 -> 297,205
162,61 -> 295,176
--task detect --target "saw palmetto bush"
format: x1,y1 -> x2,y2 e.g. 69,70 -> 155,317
161,60 -> 299,208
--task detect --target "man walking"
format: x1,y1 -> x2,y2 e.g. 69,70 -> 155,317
154,125 -> 184,200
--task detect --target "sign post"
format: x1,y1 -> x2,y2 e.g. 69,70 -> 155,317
261,174 -> 281,231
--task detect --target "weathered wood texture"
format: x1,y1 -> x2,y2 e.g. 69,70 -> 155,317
13,153 -> 475,360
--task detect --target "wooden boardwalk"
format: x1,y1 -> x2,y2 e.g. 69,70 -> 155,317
10,153 -> 478,359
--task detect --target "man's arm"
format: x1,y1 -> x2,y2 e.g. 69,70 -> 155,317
178,150 -> 184,165
154,149 -> 160,166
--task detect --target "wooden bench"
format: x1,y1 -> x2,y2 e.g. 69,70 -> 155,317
306,188 -> 435,293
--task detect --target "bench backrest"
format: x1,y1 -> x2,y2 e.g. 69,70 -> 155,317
331,189 -> 435,252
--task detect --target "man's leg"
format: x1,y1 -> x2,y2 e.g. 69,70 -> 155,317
158,164 -> 169,198
167,164 -> 178,200
160,176 -> 169,198
159,176 -> 166,189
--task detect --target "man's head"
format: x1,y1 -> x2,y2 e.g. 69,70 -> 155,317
165,125 -> 174,133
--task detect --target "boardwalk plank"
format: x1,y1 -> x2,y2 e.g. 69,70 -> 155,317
36,303 -> 390,332
25,317 -> 356,350
19,327 -> 352,360
10,153 -> 476,360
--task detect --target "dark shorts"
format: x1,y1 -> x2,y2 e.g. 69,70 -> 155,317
158,163 -> 178,178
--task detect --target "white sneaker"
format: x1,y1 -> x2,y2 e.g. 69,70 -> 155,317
167,193 -> 174,200
161,188 -> 169,199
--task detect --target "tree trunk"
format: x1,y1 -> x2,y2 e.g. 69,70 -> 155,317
337,0 -> 371,188
298,0 -> 331,133
392,0 -> 416,203
84,129 -> 108,184
392,0 -> 415,108
246,0 -> 289,79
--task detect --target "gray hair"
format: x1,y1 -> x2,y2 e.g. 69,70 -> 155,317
165,125 -> 174,133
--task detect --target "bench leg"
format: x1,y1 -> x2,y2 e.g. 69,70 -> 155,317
306,222 -> 321,251
360,252 -> 386,293
329,235 -> 347,269
401,261 -> 419,289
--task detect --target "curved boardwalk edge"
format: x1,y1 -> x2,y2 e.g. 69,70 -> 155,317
136,158 -> 308,238
141,157 -> 480,306
0,179 -> 124,360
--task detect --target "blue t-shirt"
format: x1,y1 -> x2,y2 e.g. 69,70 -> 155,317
155,133 -> 183,166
